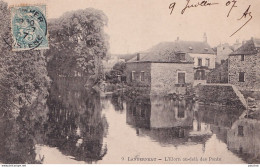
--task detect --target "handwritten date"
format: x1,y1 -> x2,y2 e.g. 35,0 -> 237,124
169,0 -> 253,37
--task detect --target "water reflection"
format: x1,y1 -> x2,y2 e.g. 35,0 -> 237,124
0,107 -> 44,164
123,95 -> 260,164
1,78 -> 260,164
43,78 -> 108,163
111,91 -> 125,113
126,97 -> 212,147
227,118 -> 260,164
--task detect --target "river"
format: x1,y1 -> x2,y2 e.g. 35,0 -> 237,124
0,79 -> 259,164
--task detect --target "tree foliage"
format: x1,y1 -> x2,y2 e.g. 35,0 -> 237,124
0,1 -> 50,117
46,8 -> 109,84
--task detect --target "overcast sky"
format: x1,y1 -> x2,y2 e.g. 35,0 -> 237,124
8,0 -> 260,54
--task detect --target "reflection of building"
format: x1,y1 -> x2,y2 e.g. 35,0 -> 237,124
126,97 -> 212,146
197,104 -> 244,144
228,38 -> 260,91
227,118 -> 260,164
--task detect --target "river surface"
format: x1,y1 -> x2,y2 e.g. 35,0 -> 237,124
0,79 -> 260,164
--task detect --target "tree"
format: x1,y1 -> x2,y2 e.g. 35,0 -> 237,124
46,8 -> 109,86
0,0 -> 50,117
105,61 -> 126,84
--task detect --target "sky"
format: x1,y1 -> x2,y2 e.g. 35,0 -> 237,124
7,0 -> 260,54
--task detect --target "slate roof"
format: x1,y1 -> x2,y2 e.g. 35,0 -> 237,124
114,53 -> 137,61
148,41 -> 215,54
230,38 -> 260,55
128,40 -> 215,63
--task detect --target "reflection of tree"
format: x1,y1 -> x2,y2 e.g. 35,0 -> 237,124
111,92 -> 124,112
0,107 -> 44,164
44,79 -> 108,163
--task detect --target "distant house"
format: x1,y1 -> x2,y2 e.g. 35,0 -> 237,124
126,45 -> 194,95
228,38 -> 260,91
207,41 -> 242,84
232,39 -> 242,51
216,43 -> 234,64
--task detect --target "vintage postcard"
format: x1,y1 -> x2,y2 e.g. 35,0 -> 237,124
0,0 -> 259,165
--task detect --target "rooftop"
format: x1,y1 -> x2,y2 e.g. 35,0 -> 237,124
230,38 -> 260,55
128,40 -> 215,63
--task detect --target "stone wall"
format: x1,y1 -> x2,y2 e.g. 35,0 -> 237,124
228,54 -> 260,91
196,84 -> 246,109
125,62 -> 151,86
256,53 -> 260,88
150,63 -> 194,95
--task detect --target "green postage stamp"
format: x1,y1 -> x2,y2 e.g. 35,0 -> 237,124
10,5 -> 48,51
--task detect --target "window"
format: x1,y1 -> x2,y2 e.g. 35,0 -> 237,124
178,128 -> 185,138
238,126 -> 244,136
177,104 -> 185,118
241,55 -> 245,61
141,108 -> 145,117
198,58 -> 202,66
178,72 -> 186,84
239,72 -> 245,82
131,71 -> 135,82
195,70 -> 206,80
133,106 -> 137,116
205,58 -> 210,67
140,71 -> 145,81
177,53 -> 185,61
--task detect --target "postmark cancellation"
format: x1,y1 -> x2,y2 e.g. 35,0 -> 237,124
10,5 -> 48,51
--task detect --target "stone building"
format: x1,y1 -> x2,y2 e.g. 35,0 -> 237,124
228,38 -> 260,91
125,39 -> 216,95
126,44 -> 194,95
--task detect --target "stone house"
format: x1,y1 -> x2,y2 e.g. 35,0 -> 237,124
126,45 -> 194,95
228,38 -> 260,91
143,38 -> 216,85
125,39 -> 216,95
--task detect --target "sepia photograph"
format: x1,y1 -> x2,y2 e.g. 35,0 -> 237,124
0,0 -> 260,165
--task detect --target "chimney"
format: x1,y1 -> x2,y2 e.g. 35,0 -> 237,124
203,33 -> 207,43
176,37 -> 179,41
137,53 -> 140,61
